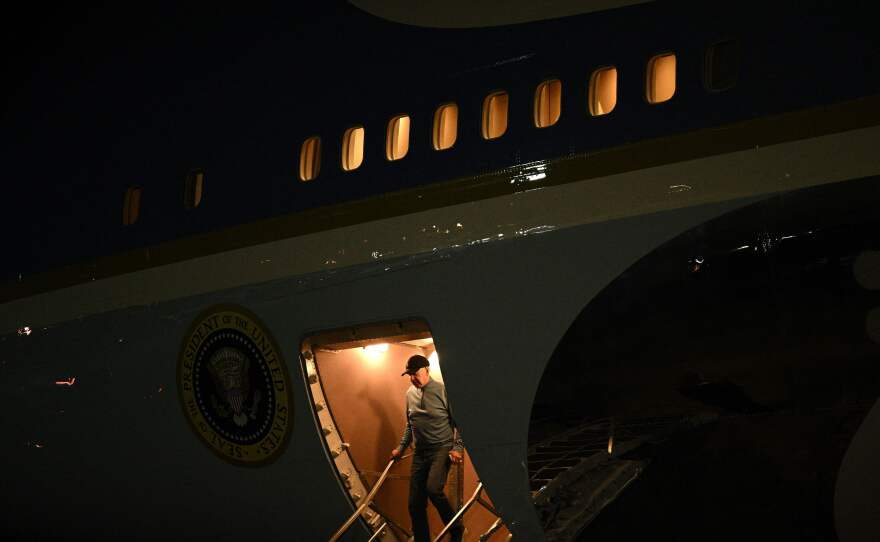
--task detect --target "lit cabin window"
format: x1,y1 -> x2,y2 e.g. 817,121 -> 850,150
704,40 -> 739,92
386,115 -> 410,161
122,186 -> 142,226
646,53 -> 676,104
589,66 -> 618,116
481,91 -> 508,140
341,126 -> 364,171
534,79 -> 561,128
432,103 -> 458,151
184,170 -> 204,209
299,136 -> 321,181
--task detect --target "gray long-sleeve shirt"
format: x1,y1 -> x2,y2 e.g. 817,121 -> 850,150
396,378 -> 463,453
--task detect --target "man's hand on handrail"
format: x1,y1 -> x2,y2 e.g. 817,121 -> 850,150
389,449 -> 414,462
448,450 -> 463,464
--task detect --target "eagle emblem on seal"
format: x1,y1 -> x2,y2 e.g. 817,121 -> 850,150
206,346 -> 262,427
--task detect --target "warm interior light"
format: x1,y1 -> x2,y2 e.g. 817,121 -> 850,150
427,350 -> 444,382
647,53 -> 676,104
534,79 -> 561,128
342,126 -> 364,171
299,136 -> 321,181
589,67 -> 617,116
433,103 -> 458,151
482,91 -> 508,140
184,170 -> 204,208
193,172 -> 204,206
386,115 -> 410,161
364,343 -> 389,354
361,343 -> 389,365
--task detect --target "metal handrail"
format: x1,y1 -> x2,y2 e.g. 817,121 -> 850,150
367,522 -> 388,542
478,517 -> 504,542
433,481 -> 505,542
328,455 -> 411,542
370,502 -> 413,541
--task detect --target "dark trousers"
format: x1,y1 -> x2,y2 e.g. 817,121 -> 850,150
408,446 -> 462,542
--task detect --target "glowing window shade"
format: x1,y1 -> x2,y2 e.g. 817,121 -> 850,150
589,66 -> 618,116
184,170 -> 204,208
299,136 -> 321,181
534,79 -> 561,128
481,91 -> 508,140
122,186 -> 142,226
432,103 -> 458,151
704,40 -> 739,92
647,53 -> 676,104
385,115 -> 410,161
341,126 -> 364,171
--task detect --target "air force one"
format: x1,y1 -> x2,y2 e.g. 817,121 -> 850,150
2,2 -> 879,541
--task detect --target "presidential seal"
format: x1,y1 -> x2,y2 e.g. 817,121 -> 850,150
178,305 -> 291,466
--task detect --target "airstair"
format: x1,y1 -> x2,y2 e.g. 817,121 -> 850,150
529,412 -> 717,542
328,456 -> 510,542
328,411 -> 715,542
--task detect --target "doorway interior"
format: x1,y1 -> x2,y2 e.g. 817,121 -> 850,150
302,319 -> 508,541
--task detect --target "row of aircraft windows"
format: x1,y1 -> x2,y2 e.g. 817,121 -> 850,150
299,54 -> 661,181
122,41 -> 739,225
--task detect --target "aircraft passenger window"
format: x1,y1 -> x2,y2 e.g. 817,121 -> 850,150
646,52 -> 676,104
386,115 -> 410,161
589,66 -> 618,116
122,186 -> 142,226
184,169 -> 205,208
482,91 -> 508,140
534,79 -> 562,128
432,103 -> 458,151
704,40 -> 740,92
299,136 -> 321,181
341,126 -> 365,171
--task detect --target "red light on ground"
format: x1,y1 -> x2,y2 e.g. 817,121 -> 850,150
55,377 -> 76,386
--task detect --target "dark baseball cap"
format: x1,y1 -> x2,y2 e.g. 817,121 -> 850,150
402,354 -> 430,376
